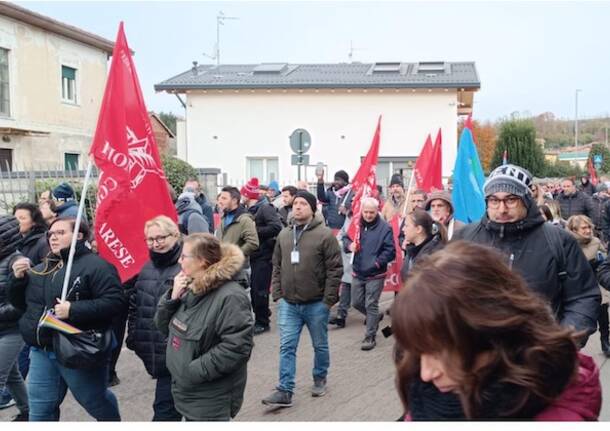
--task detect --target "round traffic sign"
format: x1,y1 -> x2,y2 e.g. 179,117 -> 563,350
289,129 -> 312,154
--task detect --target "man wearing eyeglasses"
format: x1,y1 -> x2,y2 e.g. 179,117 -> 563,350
453,164 -> 600,343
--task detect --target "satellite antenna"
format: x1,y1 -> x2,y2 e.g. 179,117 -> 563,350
203,11 -> 239,66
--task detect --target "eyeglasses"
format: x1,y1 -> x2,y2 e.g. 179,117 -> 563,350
145,234 -> 171,246
486,195 -> 521,209
47,229 -> 67,239
180,253 -> 194,260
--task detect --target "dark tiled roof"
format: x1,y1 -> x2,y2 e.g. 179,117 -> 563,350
155,62 -> 480,91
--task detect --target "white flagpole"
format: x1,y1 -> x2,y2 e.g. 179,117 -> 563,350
401,169 -> 417,218
60,159 -> 94,302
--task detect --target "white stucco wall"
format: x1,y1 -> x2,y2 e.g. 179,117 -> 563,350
183,88 -> 459,186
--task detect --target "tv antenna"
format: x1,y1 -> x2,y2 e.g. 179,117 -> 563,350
348,40 -> 365,62
203,11 -> 239,66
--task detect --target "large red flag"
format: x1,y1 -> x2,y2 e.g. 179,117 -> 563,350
413,134 -> 433,189
347,116 -> 381,251
90,23 -> 177,282
383,214 -> 404,292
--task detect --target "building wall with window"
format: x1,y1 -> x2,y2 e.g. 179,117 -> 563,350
0,12 -> 110,170
180,89 -> 459,186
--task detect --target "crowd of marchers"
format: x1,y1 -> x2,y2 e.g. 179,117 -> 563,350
0,166 -> 607,421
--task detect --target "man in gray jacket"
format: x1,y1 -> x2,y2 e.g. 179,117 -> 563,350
262,191 -> 342,408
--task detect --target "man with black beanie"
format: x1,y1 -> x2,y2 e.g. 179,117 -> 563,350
262,190 -> 343,408
453,164 -> 600,343
316,169 -> 353,230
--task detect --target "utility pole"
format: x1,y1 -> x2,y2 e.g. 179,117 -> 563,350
575,89 -> 582,147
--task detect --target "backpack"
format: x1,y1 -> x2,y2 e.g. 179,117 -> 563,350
178,208 -> 199,235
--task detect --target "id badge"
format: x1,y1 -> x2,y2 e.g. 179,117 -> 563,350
291,250 -> 300,264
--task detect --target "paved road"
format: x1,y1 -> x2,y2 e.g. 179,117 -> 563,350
1,292 -> 609,421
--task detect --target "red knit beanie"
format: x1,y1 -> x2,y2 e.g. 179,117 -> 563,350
241,177 -> 260,200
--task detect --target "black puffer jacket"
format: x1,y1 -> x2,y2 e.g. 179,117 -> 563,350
400,234 -> 444,281
126,242 -> 182,378
557,191 -> 594,220
7,241 -> 127,349
453,204 -> 600,338
0,216 -> 23,331
19,226 -> 49,266
248,198 -> 282,262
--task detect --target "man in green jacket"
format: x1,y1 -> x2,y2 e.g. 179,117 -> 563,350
216,186 -> 259,287
262,190 -> 343,408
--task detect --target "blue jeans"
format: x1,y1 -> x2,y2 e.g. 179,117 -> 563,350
277,299 -> 330,393
28,347 -> 121,421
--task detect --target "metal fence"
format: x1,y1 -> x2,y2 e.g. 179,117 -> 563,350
0,161 -> 99,216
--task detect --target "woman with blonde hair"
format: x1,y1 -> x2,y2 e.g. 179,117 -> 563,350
125,215 -> 183,420
530,183 -> 546,207
566,215 -> 609,357
544,199 -> 566,228
155,233 -> 254,421
392,241 -> 601,420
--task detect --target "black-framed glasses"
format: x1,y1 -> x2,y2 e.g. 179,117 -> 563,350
486,195 -> 521,209
145,234 -> 171,246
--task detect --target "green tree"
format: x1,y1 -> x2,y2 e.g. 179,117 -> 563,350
161,154 -> 198,194
588,143 -> 610,174
490,119 -> 546,176
158,111 -> 177,135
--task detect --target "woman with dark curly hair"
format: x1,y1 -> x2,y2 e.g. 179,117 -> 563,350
392,241 -> 602,421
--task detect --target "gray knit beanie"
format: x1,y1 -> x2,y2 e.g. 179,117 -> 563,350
484,164 -> 533,199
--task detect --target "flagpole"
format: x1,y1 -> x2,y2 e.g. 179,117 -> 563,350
401,169 -> 417,218
60,159 -> 94,302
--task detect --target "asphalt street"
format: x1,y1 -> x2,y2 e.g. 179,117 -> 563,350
1,292 -> 608,421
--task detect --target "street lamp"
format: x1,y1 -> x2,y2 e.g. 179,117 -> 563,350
575,89 -> 582,147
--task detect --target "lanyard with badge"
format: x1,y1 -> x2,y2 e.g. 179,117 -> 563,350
291,224 -> 309,264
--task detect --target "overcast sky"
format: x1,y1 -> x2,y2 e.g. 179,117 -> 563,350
16,0 -> 610,122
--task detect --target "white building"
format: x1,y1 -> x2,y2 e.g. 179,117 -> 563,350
0,2 -> 113,171
156,62 -> 479,187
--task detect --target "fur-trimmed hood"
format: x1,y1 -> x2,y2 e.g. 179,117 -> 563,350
189,243 -> 245,295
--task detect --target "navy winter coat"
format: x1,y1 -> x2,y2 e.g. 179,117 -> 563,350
343,214 -> 395,280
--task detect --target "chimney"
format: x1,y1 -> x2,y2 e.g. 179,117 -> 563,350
192,61 -> 198,75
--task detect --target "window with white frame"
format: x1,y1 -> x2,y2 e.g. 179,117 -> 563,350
61,65 -> 77,103
246,157 -> 279,184
0,48 -> 10,117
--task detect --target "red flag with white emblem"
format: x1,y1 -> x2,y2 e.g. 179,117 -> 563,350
347,116 -> 381,251
89,23 -> 177,282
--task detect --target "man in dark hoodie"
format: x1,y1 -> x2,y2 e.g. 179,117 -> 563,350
241,178 -> 282,335
175,191 -> 209,235
453,164 -> 600,343
316,169 -> 353,230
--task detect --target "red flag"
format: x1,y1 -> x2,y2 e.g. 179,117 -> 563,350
413,134 -> 433,189
383,214 -> 404,292
588,157 -> 599,186
347,116 -> 381,251
415,129 -> 443,192
464,113 -> 474,131
90,23 -> 177,282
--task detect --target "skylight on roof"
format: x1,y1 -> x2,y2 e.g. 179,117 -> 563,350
371,62 -> 402,73
417,62 -> 446,73
253,63 -> 288,74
